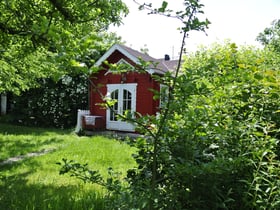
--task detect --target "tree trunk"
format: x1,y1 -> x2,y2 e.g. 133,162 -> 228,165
1,94 -> 7,115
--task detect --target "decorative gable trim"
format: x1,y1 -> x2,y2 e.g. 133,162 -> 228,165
95,44 -> 140,67
116,58 -> 134,68
104,58 -> 135,76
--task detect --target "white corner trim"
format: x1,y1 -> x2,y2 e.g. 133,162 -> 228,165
95,44 -> 140,67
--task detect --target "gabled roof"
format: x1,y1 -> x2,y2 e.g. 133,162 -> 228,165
94,44 -> 178,75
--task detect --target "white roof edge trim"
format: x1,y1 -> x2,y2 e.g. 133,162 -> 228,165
148,68 -> 165,75
94,44 -> 140,67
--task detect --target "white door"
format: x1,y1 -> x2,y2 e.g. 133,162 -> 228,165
106,84 -> 137,131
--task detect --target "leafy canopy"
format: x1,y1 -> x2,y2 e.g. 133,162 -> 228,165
257,19 -> 280,52
0,0 -> 128,94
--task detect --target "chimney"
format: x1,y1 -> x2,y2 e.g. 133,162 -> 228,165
164,54 -> 170,61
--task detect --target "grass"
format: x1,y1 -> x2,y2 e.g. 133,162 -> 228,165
0,123 -> 68,161
0,123 -> 136,210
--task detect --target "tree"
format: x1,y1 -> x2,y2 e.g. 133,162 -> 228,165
8,32 -> 122,128
257,19 -> 280,52
0,0 -> 128,94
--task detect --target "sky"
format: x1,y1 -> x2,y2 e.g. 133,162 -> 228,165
110,0 -> 280,59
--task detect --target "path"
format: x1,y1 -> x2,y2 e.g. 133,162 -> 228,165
0,149 -> 55,166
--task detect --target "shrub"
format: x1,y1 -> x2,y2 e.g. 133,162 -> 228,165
9,73 -> 88,128
148,43 -> 280,209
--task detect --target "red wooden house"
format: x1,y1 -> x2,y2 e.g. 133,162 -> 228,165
83,44 -> 178,132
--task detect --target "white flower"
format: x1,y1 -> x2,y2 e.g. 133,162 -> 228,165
209,143 -> 219,149
61,75 -> 72,85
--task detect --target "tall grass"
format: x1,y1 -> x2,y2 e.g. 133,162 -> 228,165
0,124 -> 136,210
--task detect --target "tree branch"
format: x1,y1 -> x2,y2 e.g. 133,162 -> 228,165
0,22 -> 31,36
48,0 -> 75,22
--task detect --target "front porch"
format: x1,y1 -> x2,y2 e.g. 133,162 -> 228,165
75,109 -> 140,139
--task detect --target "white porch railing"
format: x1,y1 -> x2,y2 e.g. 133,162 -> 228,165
75,109 -> 90,133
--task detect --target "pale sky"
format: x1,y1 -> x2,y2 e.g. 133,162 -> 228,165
110,0 -> 280,59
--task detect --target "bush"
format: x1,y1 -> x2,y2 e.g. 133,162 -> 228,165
147,42 -> 280,209
110,43 -> 280,209
9,73 -> 88,128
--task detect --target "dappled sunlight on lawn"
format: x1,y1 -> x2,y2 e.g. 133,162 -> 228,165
0,124 -> 136,210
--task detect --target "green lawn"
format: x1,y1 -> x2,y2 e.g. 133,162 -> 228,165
0,123 -> 136,210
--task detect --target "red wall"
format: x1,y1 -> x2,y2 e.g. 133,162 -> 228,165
89,50 -> 160,124
90,71 -> 160,116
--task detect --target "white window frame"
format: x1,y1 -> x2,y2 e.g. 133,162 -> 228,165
106,83 -> 137,131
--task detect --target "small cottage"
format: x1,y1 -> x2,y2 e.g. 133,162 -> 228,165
81,44 -> 178,132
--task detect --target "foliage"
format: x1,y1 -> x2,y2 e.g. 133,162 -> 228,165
163,42 -> 280,209
59,42 -> 280,209
0,0 -> 128,93
9,74 -> 87,128
1,0 -> 127,128
257,19 -> 280,53
0,46 -> 58,94
5,31 -> 122,128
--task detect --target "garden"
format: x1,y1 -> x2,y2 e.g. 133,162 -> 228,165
1,0 -> 280,209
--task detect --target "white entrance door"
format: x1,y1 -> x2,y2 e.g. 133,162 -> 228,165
106,84 -> 137,131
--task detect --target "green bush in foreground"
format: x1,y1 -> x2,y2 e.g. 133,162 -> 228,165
152,43 -> 280,209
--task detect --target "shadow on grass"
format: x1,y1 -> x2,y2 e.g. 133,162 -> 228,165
0,123 -> 73,136
0,136 -> 64,162
0,160 -> 106,210
0,123 -> 74,161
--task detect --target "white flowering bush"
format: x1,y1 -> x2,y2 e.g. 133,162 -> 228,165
10,73 -> 88,128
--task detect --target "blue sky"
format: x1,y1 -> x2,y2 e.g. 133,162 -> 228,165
110,0 -> 280,58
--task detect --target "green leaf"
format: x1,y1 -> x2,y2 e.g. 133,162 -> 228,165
158,1 -> 168,13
